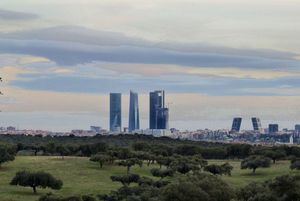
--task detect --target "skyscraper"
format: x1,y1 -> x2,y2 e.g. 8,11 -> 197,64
110,93 -> 122,132
231,117 -> 242,132
295,124 -> 300,132
269,124 -> 279,134
128,91 -> 140,132
252,117 -> 262,132
149,90 -> 169,129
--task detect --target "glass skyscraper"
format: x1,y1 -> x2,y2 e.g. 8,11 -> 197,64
149,90 -> 169,129
231,117 -> 242,132
251,117 -> 262,132
110,93 -> 122,132
128,91 -> 140,132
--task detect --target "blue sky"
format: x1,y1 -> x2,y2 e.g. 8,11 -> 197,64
0,0 -> 300,131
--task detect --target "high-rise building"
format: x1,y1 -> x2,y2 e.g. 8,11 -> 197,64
252,117 -> 262,132
231,117 -> 242,132
156,108 -> 169,129
269,124 -> 279,134
110,93 -> 122,132
295,124 -> 300,132
149,90 -> 169,129
128,91 -> 140,132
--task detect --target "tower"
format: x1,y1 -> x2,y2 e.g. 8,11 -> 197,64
149,90 -> 168,129
110,93 -> 122,132
231,117 -> 242,132
128,91 -> 140,132
251,117 -> 262,132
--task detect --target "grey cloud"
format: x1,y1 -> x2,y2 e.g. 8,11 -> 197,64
0,9 -> 38,20
11,72 -> 300,96
0,37 -> 299,70
0,25 -> 298,63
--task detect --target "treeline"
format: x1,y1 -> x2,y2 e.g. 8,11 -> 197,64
1,134 -> 300,160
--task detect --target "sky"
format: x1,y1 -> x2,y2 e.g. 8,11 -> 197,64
0,0 -> 300,131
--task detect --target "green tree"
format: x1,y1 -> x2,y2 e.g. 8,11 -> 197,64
0,145 -> 15,168
264,150 -> 286,164
290,158 -> 300,170
151,168 -> 174,180
170,157 -> 199,174
10,171 -> 63,193
221,162 -> 233,176
56,145 -> 69,159
90,154 -> 110,168
241,155 -> 271,173
111,174 -> 140,186
118,158 -> 143,174
161,172 -> 235,201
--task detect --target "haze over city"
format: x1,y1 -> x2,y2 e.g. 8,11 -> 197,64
0,0 -> 300,131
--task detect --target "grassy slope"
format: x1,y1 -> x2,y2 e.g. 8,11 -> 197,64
0,156 -> 154,201
209,160 -> 300,188
0,156 -> 299,201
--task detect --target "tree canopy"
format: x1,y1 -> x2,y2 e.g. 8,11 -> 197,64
10,171 -> 63,193
241,155 -> 271,173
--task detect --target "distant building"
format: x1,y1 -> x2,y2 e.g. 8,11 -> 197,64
149,90 -> 169,129
269,124 -> 279,134
231,117 -> 242,132
90,126 -> 101,133
128,91 -> 140,132
295,124 -> 300,132
110,93 -> 122,132
251,117 -> 262,132
7,126 -> 16,131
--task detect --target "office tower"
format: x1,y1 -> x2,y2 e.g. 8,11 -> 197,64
295,124 -> 300,132
231,117 -> 242,132
252,117 -> 262,132
110,93 -> 122,132
149,90 -> 169,129
128,91 -> 140,132
157,107 -> 169,129
269,124 -> 279,134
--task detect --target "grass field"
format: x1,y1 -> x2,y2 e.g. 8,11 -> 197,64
0,156 -> 299,201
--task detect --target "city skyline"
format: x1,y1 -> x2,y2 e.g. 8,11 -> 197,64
0,1 -> 299,131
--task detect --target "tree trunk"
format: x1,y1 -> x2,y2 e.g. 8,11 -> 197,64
273,159 -> 276,164
252,168 -> 256,174
127,166 -> 130,174
33,186 -> 37,194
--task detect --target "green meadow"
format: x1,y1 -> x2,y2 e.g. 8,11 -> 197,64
0,156 -> 298,201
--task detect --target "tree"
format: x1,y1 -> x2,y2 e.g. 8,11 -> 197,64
238,175 -> 300,201
0,145 -> 15,168
56,145 -> 69,159
170,157 -> 199,174
241,155 -> 271,173
290,158 -> 300,170
264,150 -> 286,164
90,154 -> 110,168
161,172 -> 235,201
151,168 -> 174,180
192,154 -> 208,170
221,162 -> 233,176
10,171 -> 63,193
118,158 -> 143,174
204,164 -> 222,175
156,156 -> 175,169
111,174 -> 140,186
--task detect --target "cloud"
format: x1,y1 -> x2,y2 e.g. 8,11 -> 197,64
0,9 -> 38,20
0,26 -> 299,69
0,66 -> 35,83
95,62 -> 300,80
